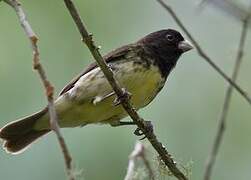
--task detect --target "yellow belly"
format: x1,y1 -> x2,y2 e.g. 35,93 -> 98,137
34,61 -> 165,130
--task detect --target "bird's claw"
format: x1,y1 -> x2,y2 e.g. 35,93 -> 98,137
134,121 -> 153,140
134,128 -> 144,136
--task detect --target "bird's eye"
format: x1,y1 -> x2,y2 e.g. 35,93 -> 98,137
166,34 -> 174,41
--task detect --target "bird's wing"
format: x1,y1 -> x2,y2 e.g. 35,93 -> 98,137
59,44 -> 134,96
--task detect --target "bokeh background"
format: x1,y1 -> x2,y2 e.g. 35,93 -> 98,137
0,0 -> 251,179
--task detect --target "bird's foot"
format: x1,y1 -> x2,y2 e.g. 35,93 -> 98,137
110,120 -> 153,140
134,121 -> 153,140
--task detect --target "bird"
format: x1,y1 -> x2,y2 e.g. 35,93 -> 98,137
0,29 -> 193,154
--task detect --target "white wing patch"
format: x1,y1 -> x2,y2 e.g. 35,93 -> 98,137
92,91 -> 115,105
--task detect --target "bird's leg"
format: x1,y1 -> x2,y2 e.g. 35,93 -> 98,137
110,120 -> 153,140
109,121 -> 136,127
134,121 -> 153,140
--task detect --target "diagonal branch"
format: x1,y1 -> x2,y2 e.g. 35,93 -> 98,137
63,0 -> 187,180
3,1 -> 75,180
203,12 -> 250,180
156,0 -> 251,105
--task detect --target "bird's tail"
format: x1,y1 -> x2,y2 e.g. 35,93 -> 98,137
0,108 -> 50,154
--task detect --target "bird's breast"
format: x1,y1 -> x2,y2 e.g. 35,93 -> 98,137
113,59 -> 166,108
44,58 -> 167,128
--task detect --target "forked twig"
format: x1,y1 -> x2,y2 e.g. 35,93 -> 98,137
204,11 -> 250,180
124,142 -> 154,180
3,0 -> 75,179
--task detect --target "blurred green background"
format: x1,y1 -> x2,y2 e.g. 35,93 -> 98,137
0,0 -> 251,179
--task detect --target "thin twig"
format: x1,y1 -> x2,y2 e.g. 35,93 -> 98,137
63,0 -> 187,179
124,142 -> 154,180
156,0 -> 251,105
199,0 -> 249,21
4,1 -> 75,179
204,13 -> 250,180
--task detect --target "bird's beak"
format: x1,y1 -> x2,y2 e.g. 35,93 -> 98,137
178,40 -> 193,52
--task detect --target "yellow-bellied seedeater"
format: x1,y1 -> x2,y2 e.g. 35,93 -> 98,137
0,29 -> 193,154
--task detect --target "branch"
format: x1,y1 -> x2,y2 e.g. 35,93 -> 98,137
156,0 -> 251,105
204,12 -> 250,180
63,0 -> 187,179
3,1 -> 75,179
124,142 -> 154,180
200,0 -> 249,21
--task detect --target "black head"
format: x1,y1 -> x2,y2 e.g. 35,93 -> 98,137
137,29 -> 193,77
